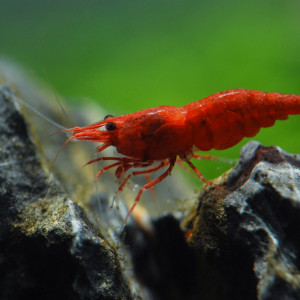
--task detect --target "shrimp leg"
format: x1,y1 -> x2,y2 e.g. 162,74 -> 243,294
110,161 -> 155,208
88,156 -> 142,179
125,158 -> 176,223
182,157 -> 224,190
137,161 -> 170,198
115,160 -> 168,192
117,160 -> 169,192
111,161 -> 169,210
95,144 -> 110,153
95,161 -> 124,179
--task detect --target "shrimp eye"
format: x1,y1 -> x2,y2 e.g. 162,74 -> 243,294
104,114 -> 114,120
105,121 -> 117,131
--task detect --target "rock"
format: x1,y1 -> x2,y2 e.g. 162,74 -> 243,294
123,142 -> 300,300
184,141 -> 300,300
0,80 -> 133,298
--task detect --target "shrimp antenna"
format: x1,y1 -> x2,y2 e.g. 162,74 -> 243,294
7,91 -> 66,132
42,66 -> 75,127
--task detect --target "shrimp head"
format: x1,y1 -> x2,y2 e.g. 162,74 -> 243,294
66,106 -> 194,161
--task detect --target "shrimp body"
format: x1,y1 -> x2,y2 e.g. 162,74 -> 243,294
185,89 -> 300,151
65,89 -> 300,221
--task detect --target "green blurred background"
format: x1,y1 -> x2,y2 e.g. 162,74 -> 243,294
1,0 -> 299,181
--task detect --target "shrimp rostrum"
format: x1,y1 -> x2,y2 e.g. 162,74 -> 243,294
64,89 -> 300,220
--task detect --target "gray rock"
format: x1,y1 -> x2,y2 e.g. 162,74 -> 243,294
0,83 -> 132,299
185,141 -> 300,300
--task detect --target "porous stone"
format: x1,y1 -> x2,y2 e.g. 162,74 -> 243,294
185,141 -> 300,300
0,82 -> 132,299
122,142 -> 300,300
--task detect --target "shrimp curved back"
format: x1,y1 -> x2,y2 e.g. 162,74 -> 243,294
185,89 -> 300,151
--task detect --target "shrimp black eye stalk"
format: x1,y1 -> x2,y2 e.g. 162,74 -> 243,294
63,89 -> 300,222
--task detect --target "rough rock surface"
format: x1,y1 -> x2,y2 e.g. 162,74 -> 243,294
184,141 -> 300,300
123,142 -> 300,300
0,84 -> 132,299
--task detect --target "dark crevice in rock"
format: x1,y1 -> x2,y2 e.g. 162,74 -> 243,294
123,215 -> 199,300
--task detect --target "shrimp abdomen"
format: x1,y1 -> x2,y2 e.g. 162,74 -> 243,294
185,89 -> 300,151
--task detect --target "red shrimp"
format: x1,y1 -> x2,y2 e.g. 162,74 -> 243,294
63,89 -> 300,221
